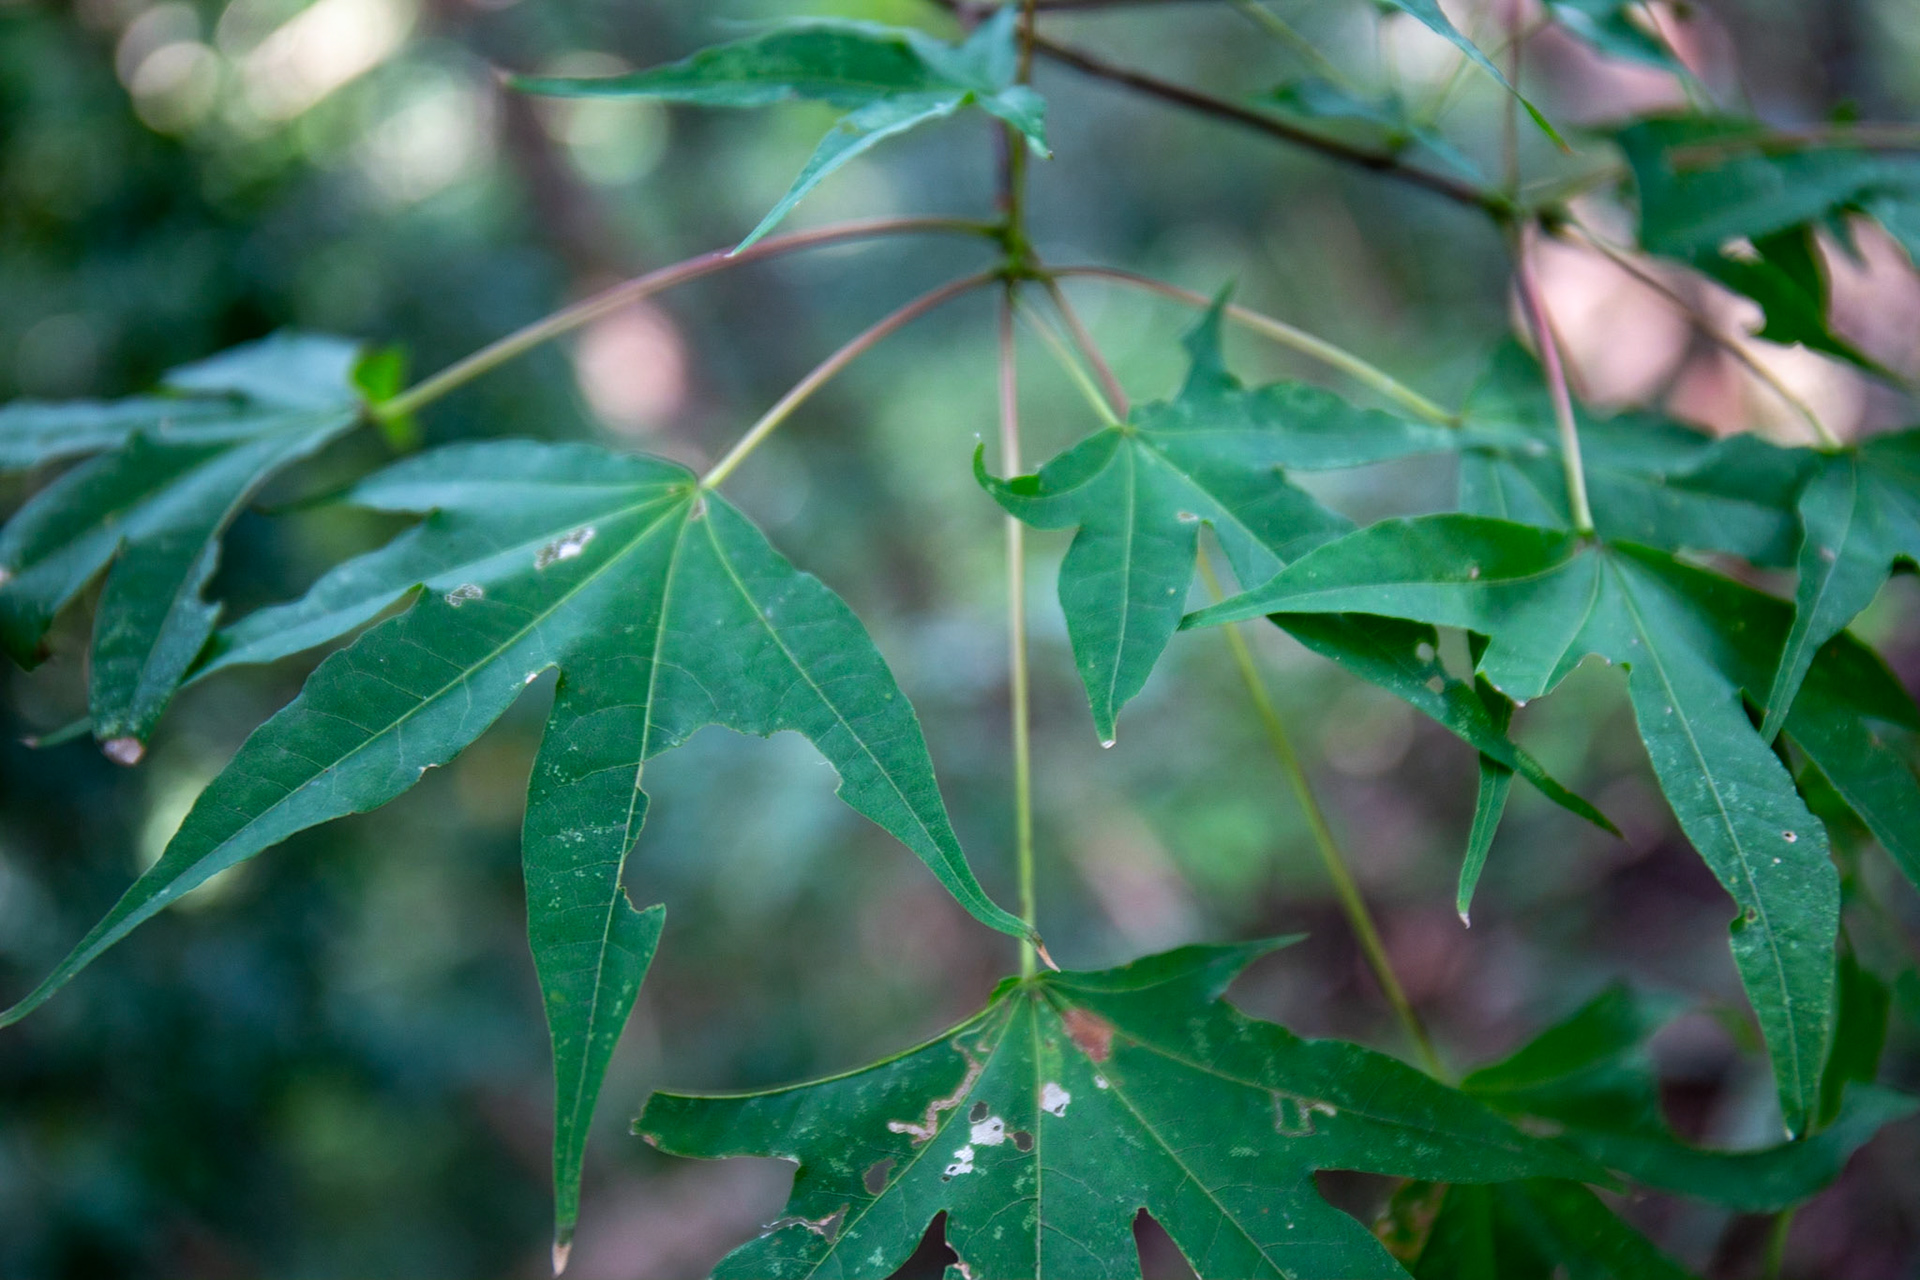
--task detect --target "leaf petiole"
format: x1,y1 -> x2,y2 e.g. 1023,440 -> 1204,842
1046,265 -> 1462,427
701,271 -> 1000,489
1512,233 -> 1597,534
1195,550 -> 1445,1078
371,217 -> 997,424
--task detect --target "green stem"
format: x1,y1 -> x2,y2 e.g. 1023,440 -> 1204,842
1046,265 -> 1460,426
1042,276 -> 1130,417
1014,293 -> 1123,426
373,217 -> 995,423
701,271 -> 997,490
1512,235 -> 1595,534
1001,290 -> 1040,978
1196,552 -> 1445,1077
1762,1206 -> 1796,1279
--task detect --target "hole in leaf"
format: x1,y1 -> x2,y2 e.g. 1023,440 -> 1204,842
1011,1130 -> 1034,1152
883,1211 -> 957,1280
970,1101 -> 989,1123
865,1157 -> 895,1194
1133,1210 -> 1198,1280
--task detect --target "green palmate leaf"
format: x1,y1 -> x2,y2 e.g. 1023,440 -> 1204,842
976,305 -> 1607,839
1616,117 -> 1920,366
513,11 -> 1046,251
1264,78 -> 1484,181
1404,1180 -> 1694,1279
1689,226 -> 1887,373
1463,343 -> 1816,568
1760,430 -> 1920,739
1187,517 -> 1854,1132
1546,0 -> 1683,71
1616,116 -> 1920,261
0,333 -> 367,753
0,440 -> 1028,1251
1378,0 -> 1565,147
1461,985 -> 1917,1211
637,940 -> 1600,1279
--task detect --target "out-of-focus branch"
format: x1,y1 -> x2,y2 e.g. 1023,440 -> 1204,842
925,0 -> 1511,217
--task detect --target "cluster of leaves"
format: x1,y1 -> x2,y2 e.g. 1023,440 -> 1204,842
4,3 -> 1920,1278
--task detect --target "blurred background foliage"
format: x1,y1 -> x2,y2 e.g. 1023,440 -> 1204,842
1,0 -> 1919,1275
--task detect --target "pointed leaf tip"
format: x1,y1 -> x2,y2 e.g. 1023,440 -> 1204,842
552,1239 -> 571,1276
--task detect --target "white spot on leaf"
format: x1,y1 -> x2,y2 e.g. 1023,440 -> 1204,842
969,1115 -> 1006,1146
1042,1082 -> 1071,1117
444,583 -> 484,607
535,526 -> 597,569
944,1146 -> 975,1177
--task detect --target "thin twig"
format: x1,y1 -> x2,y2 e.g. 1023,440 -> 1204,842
1016,296 -> 1123,425
702,271 -> 997,488
376,217 -> 995,422
1047,265 -> 1460,425
923,0 -> 1512,217
1041,277 -> 1130,417
1512,232 -> 1596,533
1557,219 -> 1839,447
1001,291 -> 1041,978
1196,552 -> 1445,1077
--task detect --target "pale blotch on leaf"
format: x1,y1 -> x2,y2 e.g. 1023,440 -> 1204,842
943,1145 -> 975,1178
444,582 -> 484,607
535,526 -> 597,570
970,1114 -> 1007,1146
1041,1082 -> 1071,1117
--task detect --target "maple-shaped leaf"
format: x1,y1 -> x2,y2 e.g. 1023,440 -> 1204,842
637,940 -> 1600,1280
1615,117 -> 1920,262
514,11 -> 1046,251
1615,118 -> 1920,373
1760,430 -> 1920,739
1462,343 -> 1816,568
1188,517 -> 1876,1133
0,333 -> 368,755
976,306 -> 1607,853
1460,983 -> 1917,1212
1392,1178 -> 1693,1279
0,440 -> 1029,1254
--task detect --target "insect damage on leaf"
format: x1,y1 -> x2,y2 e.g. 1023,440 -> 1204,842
638,940 -> 1601,1280
0,439 -> 1027,1256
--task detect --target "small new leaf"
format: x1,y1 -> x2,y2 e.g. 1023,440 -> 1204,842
639,940 -> 1600,1279
0,333 -> 367,750
0,440 -> 1028,1252
513,12 -> 1047,251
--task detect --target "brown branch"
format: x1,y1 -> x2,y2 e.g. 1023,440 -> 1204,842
926,0 -> 1507,214
1045,38 -> 1509,215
